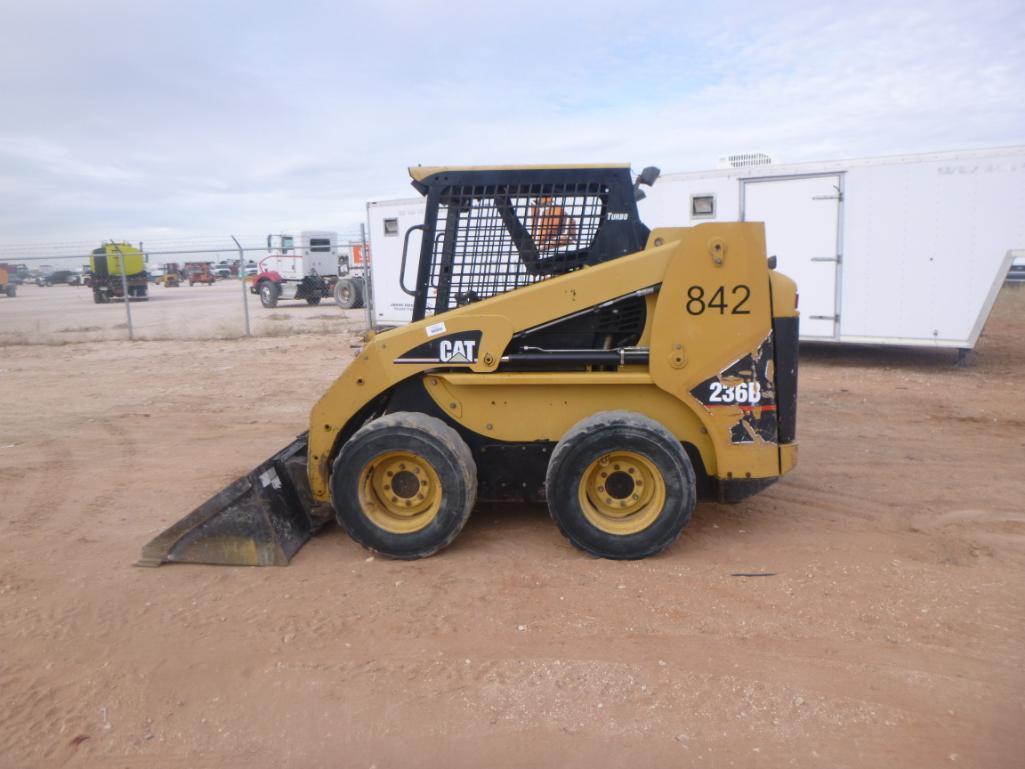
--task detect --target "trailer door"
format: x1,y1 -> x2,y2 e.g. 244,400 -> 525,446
742,174 -> 842,339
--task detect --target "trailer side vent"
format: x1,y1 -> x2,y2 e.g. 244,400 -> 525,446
717,153 -> 775,169
383,218 -> 399,236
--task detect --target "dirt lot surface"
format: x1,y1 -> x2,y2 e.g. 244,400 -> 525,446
1,286 -> 1023,768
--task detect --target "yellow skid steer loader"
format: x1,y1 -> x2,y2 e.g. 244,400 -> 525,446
140,164 -> 798,566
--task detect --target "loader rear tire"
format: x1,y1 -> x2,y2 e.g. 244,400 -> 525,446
331,412 -> 477,559
545,411 -> 695,560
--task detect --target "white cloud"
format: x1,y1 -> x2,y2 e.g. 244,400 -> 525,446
0,0 -> 1021,256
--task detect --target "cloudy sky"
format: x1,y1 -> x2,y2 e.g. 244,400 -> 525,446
1,0 -> 1022,259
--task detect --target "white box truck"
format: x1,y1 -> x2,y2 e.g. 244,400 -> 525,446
640,146 -> 1025,360
252,230 -> 338,308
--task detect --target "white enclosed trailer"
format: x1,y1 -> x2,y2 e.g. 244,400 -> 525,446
640,147 -> 1025,356
363,149 -> 1024,355
366,197 -> 426,327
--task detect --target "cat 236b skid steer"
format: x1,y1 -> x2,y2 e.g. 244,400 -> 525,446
140,164 -> 798,566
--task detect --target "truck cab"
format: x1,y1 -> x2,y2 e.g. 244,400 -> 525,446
252,231 -> 338,308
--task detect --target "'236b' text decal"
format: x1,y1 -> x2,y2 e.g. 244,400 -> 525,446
708,381 -> 761,405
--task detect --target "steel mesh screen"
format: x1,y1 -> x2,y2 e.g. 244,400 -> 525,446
424,182 -> 607,315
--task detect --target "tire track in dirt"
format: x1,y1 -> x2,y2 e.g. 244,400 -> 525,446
7,439 -> 73,538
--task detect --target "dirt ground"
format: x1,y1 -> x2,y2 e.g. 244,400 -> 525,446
1,285 -> 1023,769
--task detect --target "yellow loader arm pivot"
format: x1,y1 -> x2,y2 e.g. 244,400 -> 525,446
142,164 -> 798,566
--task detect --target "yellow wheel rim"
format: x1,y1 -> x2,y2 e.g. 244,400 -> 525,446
577,451 -> 666,535
358,451 -> 443,534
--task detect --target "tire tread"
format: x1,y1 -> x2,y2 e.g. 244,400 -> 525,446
334,411 -> 477,559
546,410 -> 695,559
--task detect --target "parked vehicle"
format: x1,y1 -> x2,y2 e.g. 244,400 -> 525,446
0,264 -> 17,297
252,231 -> 337,308
1007,253 -> 1025,284
140,163 -> 800,566
185,262 -> 216,286
88,243 -> 148,302
37,269 -> 76,286
157,263 -> 183,287
5,264 -> 28,285
153,269 -> 180,287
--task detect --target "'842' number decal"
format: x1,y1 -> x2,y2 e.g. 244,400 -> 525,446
686,284 -> 751,315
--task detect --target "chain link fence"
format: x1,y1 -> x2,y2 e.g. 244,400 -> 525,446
0,229 -> 374,345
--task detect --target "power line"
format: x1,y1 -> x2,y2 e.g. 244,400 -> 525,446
6,240 -> 370,263
0,227 -> 368,254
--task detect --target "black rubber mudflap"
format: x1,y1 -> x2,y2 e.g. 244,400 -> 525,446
137,434 -> 328,567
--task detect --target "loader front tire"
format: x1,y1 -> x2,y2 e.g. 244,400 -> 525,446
331,412 -> 477,559
546,411 -> 695,560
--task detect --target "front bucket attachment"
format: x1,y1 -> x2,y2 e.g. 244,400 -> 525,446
138,434 -> 330,567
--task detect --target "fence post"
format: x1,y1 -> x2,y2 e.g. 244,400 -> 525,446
231,235 -> 251,337
109,241 -> 135,341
